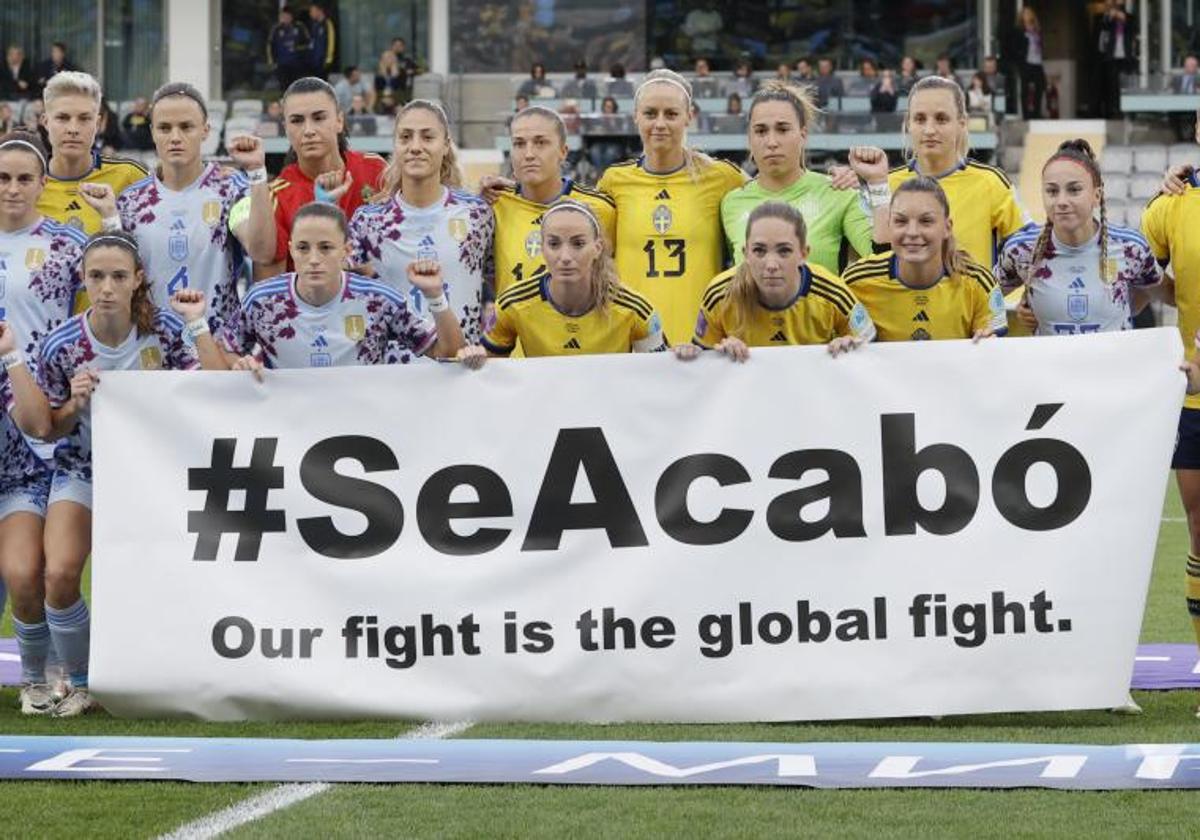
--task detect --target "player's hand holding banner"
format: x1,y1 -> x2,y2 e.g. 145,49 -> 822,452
91,330 -> 1183,721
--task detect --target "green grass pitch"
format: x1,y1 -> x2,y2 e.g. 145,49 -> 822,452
0,480 -> 1196,839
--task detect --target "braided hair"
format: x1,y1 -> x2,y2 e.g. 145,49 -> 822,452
1028,139 -> 1107,285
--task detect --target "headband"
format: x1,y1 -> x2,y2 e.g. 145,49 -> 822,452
636,76 -> 693,106
0,139 -> 48,173
541,201 -> 600,238
83,234 -> 139,254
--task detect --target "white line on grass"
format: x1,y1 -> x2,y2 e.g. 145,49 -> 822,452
1163,517 -> 1187,523
157,720 -> 473,840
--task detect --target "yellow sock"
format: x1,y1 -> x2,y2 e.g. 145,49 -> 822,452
1188,554 -> 1200,649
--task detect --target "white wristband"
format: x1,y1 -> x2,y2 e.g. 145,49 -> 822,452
426,294 -> 450,313
246,167 -> 268,186
186,317 -> 210,339
101,215 -> 122,232
863,181 -> 891,209
2,351 -> 23,370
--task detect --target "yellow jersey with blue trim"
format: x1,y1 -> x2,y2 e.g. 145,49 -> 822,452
695,263 -> 876,347
37,152 -> 149,235
492,181 -> 617,294
483,276 -> 667,357
1141,179 -> 1200,408
843,253 -> 1007,341
887,159 -> 1025,267
597,156 -> 747,345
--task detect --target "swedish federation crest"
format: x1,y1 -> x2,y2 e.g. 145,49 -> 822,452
524,230 -> 542,258
652,205 -> 672,234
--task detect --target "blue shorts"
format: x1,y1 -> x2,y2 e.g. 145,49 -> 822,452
49,471 -> 92,510
1173,407 -> 1200,470
0,472 -> 51,521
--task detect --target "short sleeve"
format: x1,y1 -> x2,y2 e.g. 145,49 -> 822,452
631,308 -> 667,353
387,296 -> 437,357
840,196 -> 875,258
480,305 -> 518,356
693,298 -> 727,348
840,299 -> 877,343
992,182 -> 1027,243
1140,196 -> 1171,263
219,302 -> 257,357
973,275 -> 1009,336
993,240 -> 1025,294
36,345 -> 70,409
1129,238 -> 1162,288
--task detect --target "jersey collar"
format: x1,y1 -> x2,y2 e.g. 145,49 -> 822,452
907,157 -> 967,180
515,178 -> 574,203
47,150 -> 102,183
539,273 -> 594,317
760,265 -> 812,310
889,255 -> 947,289
637,155 -> 687,176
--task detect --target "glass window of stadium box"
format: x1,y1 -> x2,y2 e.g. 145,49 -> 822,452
103,0 -> 166,103
648,1 -> 975,72
448,0 -> 648,72
222,0 -> 427,98
0,0 -> 99,93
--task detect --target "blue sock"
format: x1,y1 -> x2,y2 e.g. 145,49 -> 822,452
13,618 -> 50,685
45,599 -> 89,689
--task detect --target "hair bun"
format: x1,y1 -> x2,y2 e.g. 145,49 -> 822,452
1056,138 -> 1096,160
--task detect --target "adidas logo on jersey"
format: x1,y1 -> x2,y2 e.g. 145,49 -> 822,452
311,334 -> 330,349
912,310 -> 930,322
655,189 -> 671,200
1069,277 -> 1086,290
769,330 -> 787,342
171,219 -> 187,232
563,337 -> 582,350
65,200 -> 82,211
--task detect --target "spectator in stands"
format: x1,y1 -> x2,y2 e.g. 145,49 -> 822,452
870,68 -> 899,113
561,60 -> 597,100
346,94 -> 376,136
1014,4 -> 1046,118
693,58 -> 721,98
689,101 -> 709,133
121,98 -> 153,151
794,58 -> 815,82
814,57 -> 844,108
558,98 -> 582,135
774,63 -> 793,82
267,5 -> 310,92
1096,0 -> 1134,118
94,99 -> 121,154
898,55 -> 920,94
1173,55 -> 1200,139
1,46 -> 36,100
601,96 -> 619,116
308,2 -> 337,80
982,55 -> 1005,96
967,72 -> 993,113
389,37 -> 418,103
0,102 -> 13,133
605,63 -> 635,97
514,94 -> 530,112
590,96 -> 627,172
726,58 -> 757,98
849,58 -> 878,95
375,50 -> 401,114
36,42 -> 77,91
263,99 -> 284,132
20,100 -> 42,133
333,65 -> 374,114
726,92 -> 743,117
934,54 -> 960,85
518,63 -> 556,99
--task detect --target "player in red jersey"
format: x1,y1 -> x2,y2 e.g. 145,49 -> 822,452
236,77 -> 384,277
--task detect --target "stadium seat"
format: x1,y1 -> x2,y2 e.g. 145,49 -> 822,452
1125,202 -> 1144,230
1104,196 -> 1128,226
223,116 -> 259,140
1132,144 -> 1168,173
413,73 -> 444,101
1100,146 -> 1133,174
1104,173 -> 1130,199
199,132 -> 221,157
231,98 -> 264,119
208,99 -> 228,118
1129,173 -> 1162,200
1168,142 -> 1196,169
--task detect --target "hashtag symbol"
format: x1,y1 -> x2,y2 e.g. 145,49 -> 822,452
188,438 -> 287,562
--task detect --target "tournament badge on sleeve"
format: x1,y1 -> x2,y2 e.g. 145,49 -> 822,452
139,345 -> 163,370
24,248 -> 46,271
202,200 -> 222,227
344,314 -> 366,341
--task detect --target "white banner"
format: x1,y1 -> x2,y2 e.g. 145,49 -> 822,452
92,329 -> 1183,722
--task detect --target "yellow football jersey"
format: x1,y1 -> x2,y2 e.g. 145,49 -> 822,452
597,156 -> 747,345
492,181 -> 617,294
843,253 -> 1007,341
38,154 -> 149,313
38,154 -> 149,235
695,263 -> 876,347
1142,185 -> 1200,409
482,276 -> 667,357
888,160 -> 1025,268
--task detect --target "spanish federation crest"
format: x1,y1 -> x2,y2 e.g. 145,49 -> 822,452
202,200 -> 222,227
168,219 -> 189,261
24,248 -> 46,270
344,314 -> 366,341
652,205 -> 672,234
139,346 -> 163,370
524,230 -> 542,258
447,217 -> 469,243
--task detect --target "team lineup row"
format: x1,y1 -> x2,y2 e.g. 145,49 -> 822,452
3,66 -> 1200,720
